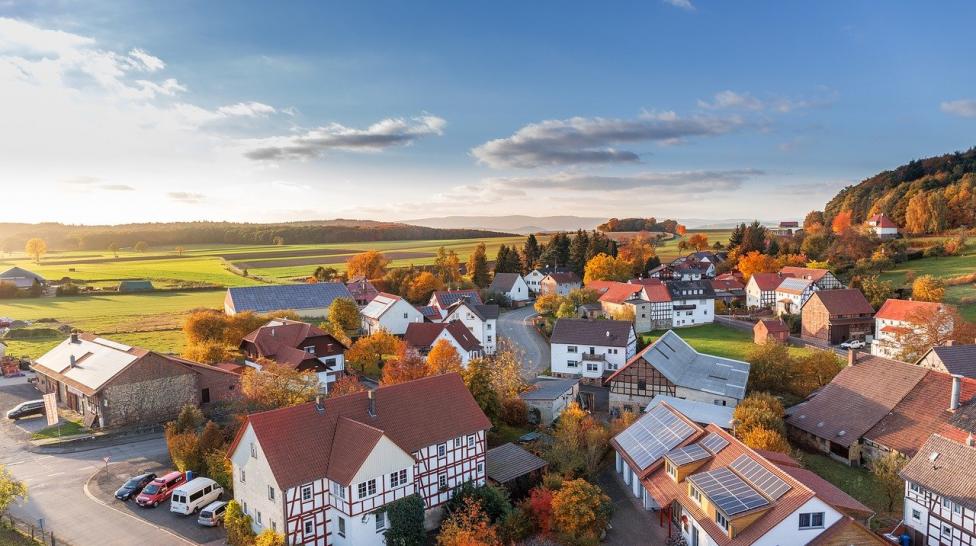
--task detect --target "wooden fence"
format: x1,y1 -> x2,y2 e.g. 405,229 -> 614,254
0,512 -> 72,545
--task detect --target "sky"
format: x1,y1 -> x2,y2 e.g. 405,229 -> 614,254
2,1 -> 976,225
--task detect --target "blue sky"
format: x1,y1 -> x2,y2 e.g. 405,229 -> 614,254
2,1 -> 976,224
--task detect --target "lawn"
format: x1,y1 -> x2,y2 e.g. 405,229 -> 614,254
642,323 -> 813,362
800,451 -> 900,524
655,229 -> 733,262
878,247 -> 976,320
0,527 -> 38,546
31,419 -> 87,440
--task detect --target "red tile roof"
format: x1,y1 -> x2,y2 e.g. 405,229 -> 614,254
227,373 -> 491,489
546,272 -> 581,284
868,213 -> 898,229
710,278 -> 745,292
241,319 -> 344,369
806,516 -> 887,546
403,320 -> 482,352
875,299 -> 947,322
779,266 -> 831,282
756,319 -> 789,334
750,272 -> 784,291
805,289 -> 875,316
594,282 -> 646,304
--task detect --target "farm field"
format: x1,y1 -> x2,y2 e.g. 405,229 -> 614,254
878,245 -> 976,321
655,229 -> 732,262
642,323 -> 815,361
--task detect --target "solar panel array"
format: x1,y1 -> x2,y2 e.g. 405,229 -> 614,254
615,405 -> 696,470
688,467 -> 769,517
665,443 -> 710,466
730,455 -> 792,500
699,432 -> 729,454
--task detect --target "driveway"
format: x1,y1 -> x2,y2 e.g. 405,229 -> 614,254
498,305 -> 550,382
597,465 -> 670,545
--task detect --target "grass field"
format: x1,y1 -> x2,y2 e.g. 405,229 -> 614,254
642,323 -> 813,362
878,240 -> 976,320
801,451 -> 899,524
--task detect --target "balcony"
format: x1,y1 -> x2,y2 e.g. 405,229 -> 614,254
581,353 -> 607,362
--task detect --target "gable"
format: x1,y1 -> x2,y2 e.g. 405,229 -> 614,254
349,434 -> 417,485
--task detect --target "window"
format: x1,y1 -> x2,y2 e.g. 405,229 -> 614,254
942,524 -> 952,538
467,435 -> 475,447
487,323 -> 492,330
943,498 -> 952,510
268,485 -> 275,501
303,519 -> 313,535
438,443 -> 447,457
303,346 -> 315,355
375,512 -> 386,532
301,485 -> 312,501
689,485 -> 702,505
666,461 -> 676,478
912,509 -> 921,521
239,467 -> 246,483
243,501 -> 248,514
487,335 -> 492,342
477,462 -> 484,474
953,502 -> 962,515
439,474 -> 448,490
250,442 -> 257,458
390,469 -> 407,488
403,312 -> 408,319
357,479 -> 376,499
799,512 -> 824,530
256,510 -> 263,526
337,517 -> 346,538
567,360 -> 579,368
454,437 -> 461,448
567,346 -> 578,353
271,521 -> 277,533
331,482 -> 344,499
715,511 -> 729,531
637,380 -> 647,391
586,362 -> 598,372
367,479 -> 376,496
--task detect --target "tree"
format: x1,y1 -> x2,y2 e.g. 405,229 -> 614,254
327,297 -> 361,333
435,247 -> 462,284
346,330 -> 404,376
328,375 -> 367,398
437,498 -> 500,546
546,402 -> 608,479
0,465 -> 28,515
488,340 -> 528,401
445,482 -> 512,523
24,238 -> 47,264
406,271 -> 444,303
896,306 -> 976,362
108,242 -> 120,258
859,275 -> 894,308
676,224 -> 687,235
740,426 -> 791,453
791,350 -> 843,397
383,494 -> 427,546
382,346 -> 430,385
172,404 -> 205,434
427,339 -> 463,376
225,500 -> 256,546
618,233 -> 657,277
688,233 -> 709,252
347,250 -> 390,279
313,266 -> 339,282
534,294 -> 562,316
175,246 -> 186,256
468,243 -> 491,288
133,241 -> 149,252
181,341 -> 234,365
872,451 -> 907,512
803,210 -> 825,230
203,450 -> 233,493
255,529 -> 286,546
550,479 -> 612,544
494,245 -> 521,274
555,301 -> 576,319
522,234 -> 541,271
800,233 -> 829,260
464,358 -> 502,423
737,251 -> 778,281
733,392 -> 785,436
582,253 -> 631,283
526,486 -> 554,536
831,210 -> 853,234
241,363 -> 320,410
912,275 -> 945,302
165,429 -> 202,472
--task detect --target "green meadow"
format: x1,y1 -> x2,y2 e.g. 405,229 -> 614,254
879,238 -> 976,321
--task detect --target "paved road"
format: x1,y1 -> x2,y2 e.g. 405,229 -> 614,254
0,374 -> 205,546
498,305 -> 550,382
597,465 -> 669,545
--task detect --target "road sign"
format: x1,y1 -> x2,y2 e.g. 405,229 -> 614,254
42,392 -> 58,426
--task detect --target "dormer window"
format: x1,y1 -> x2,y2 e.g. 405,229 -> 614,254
304,346 -> 315,355
689,485 -> 702,505
715,511 -> 729,531
665,461 -> 676,479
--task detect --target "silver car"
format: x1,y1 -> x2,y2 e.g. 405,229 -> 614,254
197,500 -> 227,527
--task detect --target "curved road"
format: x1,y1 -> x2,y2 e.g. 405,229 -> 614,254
498,305 -> 550,382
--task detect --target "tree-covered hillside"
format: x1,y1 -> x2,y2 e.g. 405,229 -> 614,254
825,147 -> 976,233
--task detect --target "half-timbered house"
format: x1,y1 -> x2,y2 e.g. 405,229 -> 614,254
901,434 -> 976,546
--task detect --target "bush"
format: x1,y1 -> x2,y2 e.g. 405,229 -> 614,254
498,505 -> 535,544
924,244 -> 946,257
225,500 -> 255,546
383,494 -> 426,546
445,482 -> 512,523
501,398 -> 528,427
56,283 -> 80,296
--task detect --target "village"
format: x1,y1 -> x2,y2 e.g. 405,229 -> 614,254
0,209 -> 974,546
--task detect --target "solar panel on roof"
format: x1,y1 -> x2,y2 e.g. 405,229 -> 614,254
615,405 -> 696,471
699,432 -> 729,454
688,467 -> 769,517
730,454 -> 792,500
665,443 -> 710,466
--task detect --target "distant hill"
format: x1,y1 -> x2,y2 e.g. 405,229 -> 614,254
0,220 -> 514,251
824,147 -> 976,229
405,215 -> 606,233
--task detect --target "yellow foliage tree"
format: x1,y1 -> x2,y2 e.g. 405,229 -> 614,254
534,294 -> 562,316
583,253 -> 632,283
550,479 -> 612,543
24,238 -> 47,264
740,426 -> 791,453
240,363 -> 319,410
346,330 -> 404,376
327,297 -> 361,333
346,250 -> 390,279
407,271 -> 444,303
254,529 -> 286,546
437,498 -> 500,546
427,339 -> 463,376
736,251 -> 778,281
912,274 -> 946,302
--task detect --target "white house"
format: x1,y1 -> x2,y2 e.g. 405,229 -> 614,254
488,272 -> 530,303
666,280 -> 715,327
539,272 -> 581,297
900,434 -> 976,546
428,290 -> 483,320
442,299 -> 499,355
867,213 -> 899,239
773,277 -> 817,316
523,269 -> 548,295
360,293 -> 424,336
549,319 -> 637,383
745,273 -> 782,309
871,299 -> 950,360
227,374 -> 491,545
403,320 -> 483,366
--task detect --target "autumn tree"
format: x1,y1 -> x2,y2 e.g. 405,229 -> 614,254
328,375 -> 367,398
676,224 -> 687,235
831,210 -> 853,234
382,346 -> 430,385
546,402 -> 609,479
688,233 -> 709,252
736,251 -> 778,281
313,266 -> 339,282
534,294 -> 562,316
912,274 -> 945,302
872,451 -> 907,512
618,233 -> 657,277
346,330 -> 403,376
427,339 -> 463,376
254,529 -> 286,546
327,297 -> 360,333
791,350 -> 843,397
526,486 -> 554,536
858,275 -> 894,308
488,340 -> 528,401
896,306 -> 976,362
800,233 -> 829,260
435,247 -> 462,284
24,238 -> 47,264
803,210 -> 825,230
407,271 -> 444,303
555,301 -> 576,319
0,464 -> 28,515
133,241 -> 149,252
733,392 -> 785,439
437,498 -> 500,546
550,479 -> 612,544
174,246 -> 186,256
241,363 -> 319,410
583,253 -> 631,283
464,357 -> 501,423
347,250 -> 390,279
740,426 -> 791,453
224,500 -> 255,546
468,242 -> 491,288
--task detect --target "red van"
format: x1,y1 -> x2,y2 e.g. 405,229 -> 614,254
135,471 -> 185,507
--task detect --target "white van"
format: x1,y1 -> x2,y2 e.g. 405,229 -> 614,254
170,477 -> 222,515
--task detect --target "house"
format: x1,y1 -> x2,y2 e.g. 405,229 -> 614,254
0,267 -> 46,290
628,279 -> 675,330
914,343 -> 976,379
519,376 -> 580,425
117,280 -> 154,293
662,256 -> 711,280
745,273 -> 782,309
900,434 -> 976,546
428,290 -> 482,318
487,272 -> 530,303
754,319 -> 790,345
240,319 -> 347,390
225,283 -> 354,318
32,333 -> 202,428
800,289 -> 875,346
866,213 -> 899,239
577,302 -> 603,319
588,281 -> 655,333
709,277 -> 746,306
643,395 -> 735,430
167,356 -> 244,405
871,299 -> 951,360
666,280 -> 715,327
612,403 -> 864,546
441,298 -> 499,355
523,269 -> 547,295
774,277 -> 817,316
606,330 -> 750,413
549,319 -> 637,383
539,272 -> 581,297
360,293 -> 424,336
779,267 -> 844,291
690,251 -> 728,267
346,277 -> 379,306
226,373 -> 491,544
403,321 -> 483,365
785,350 -> 976,466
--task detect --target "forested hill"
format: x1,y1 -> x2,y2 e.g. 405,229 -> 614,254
0,220 -> 514,251
824,147 -> 976,230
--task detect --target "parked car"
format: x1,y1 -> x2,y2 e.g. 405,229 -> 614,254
840,339 -> 866,349
114,473 -> 156,501
5,400 -> 44,420
170,477 -> 223,515
135,471 -> 186,507
197,500 -> 228,527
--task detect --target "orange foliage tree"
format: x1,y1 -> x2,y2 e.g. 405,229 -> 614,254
346,250 -> 390,279
437,498 -> 500,546
736,251 -> 778,281
688,233 -> 709,251
381,346 -> 430,385
345,330 -> 403,376
831,210 -> 853,234
550,479 -> 612,543
427,339 -> 463,376
406,271 -> 444,304
740,426 -> 791,453
327,375 -> 367,399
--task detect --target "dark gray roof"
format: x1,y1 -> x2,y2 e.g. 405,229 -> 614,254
486,443 -> 548,483
227,283 -> 353,313
472,303 -> 500,320
0,267 -> 45,284
929,345 -> 976,379
520,377 -> 579,401
489,272 -> 522,292
550,319 -> 634,347
666,280 -> 716,299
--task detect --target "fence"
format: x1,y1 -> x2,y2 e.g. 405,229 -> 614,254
0,512 -> 72,545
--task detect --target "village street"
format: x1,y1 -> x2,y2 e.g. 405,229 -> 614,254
497,305 -> 550,382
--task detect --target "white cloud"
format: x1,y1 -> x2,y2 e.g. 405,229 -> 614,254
697,88 -> 837,113
941,99 -> 976,118
663,0 -> 695,10
471,111 -> 742,169
217,101 -> 277,118
698,91 -> 763,111
126,48 -> 165,72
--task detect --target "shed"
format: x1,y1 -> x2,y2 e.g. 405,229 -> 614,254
486,443 -> 547,496
520,377 -> 580,425
754,318 -> 790,345
118,280 -> 154,293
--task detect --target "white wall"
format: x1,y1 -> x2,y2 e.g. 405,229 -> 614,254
445,304 -> 496,354
365,299 -> 424,336
753,497 -> 842,546
524,271 -> 545,294
671,297 -> 714,327
506,276 -> 530,302
674,386 -> 741,407
551,341 -> 630,378
231,425 -> 285,535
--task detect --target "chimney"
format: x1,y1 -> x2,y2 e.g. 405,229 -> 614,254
967,434 -> 975,448
68,354 -> 76,368
271,328 -> 275,337
950,374 -> 963,411
70,332 -> 78,344
847,349 -> 857,367
946,340 -> 955,347
367,389 -> 376,417
315,395 -> 324,413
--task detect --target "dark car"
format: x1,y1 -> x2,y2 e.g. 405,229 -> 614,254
5,400 -> 44,420
114,473 -> 157,501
